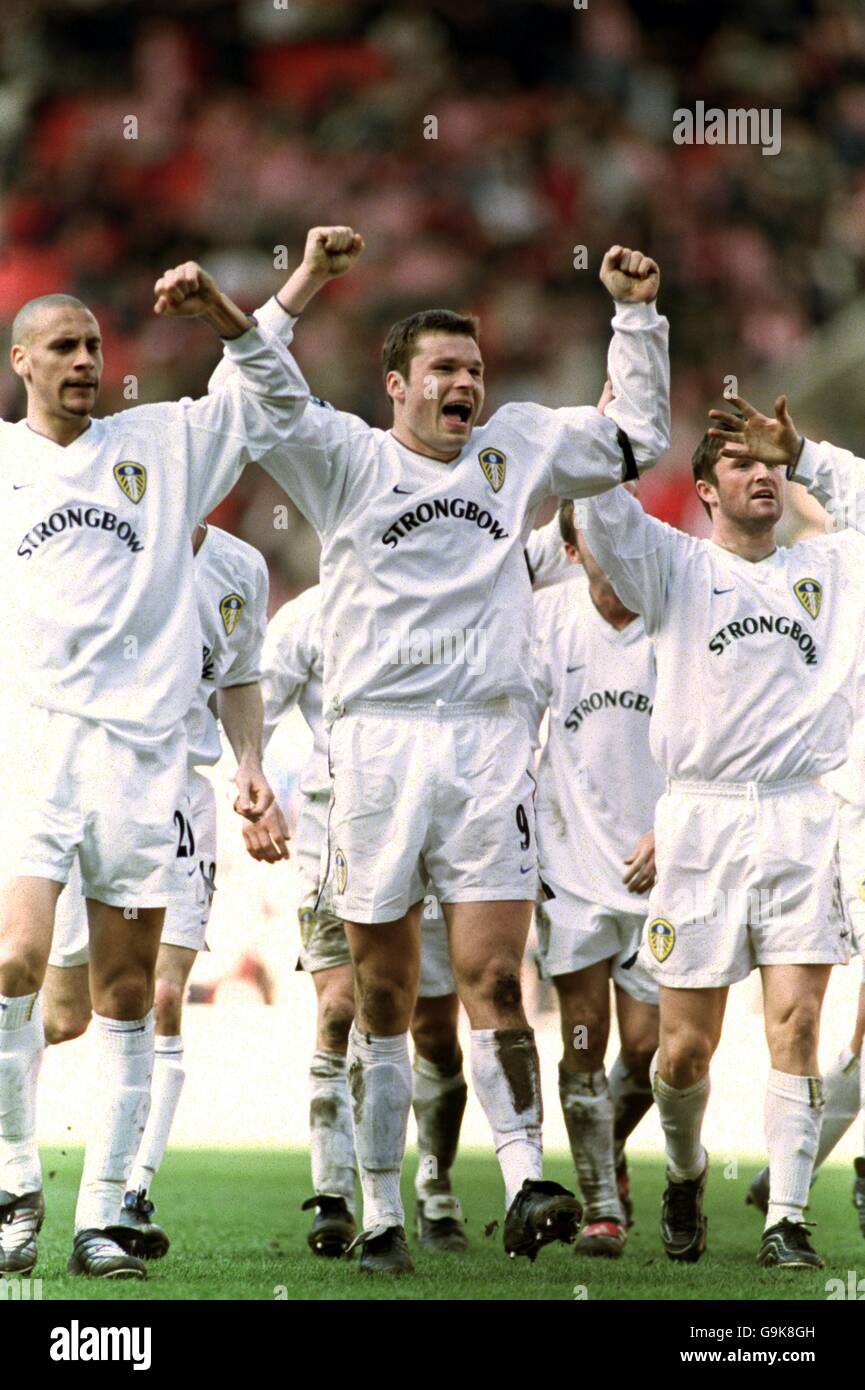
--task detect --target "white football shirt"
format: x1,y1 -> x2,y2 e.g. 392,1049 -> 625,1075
532,574 -> 663,909
260,584 -> 328,800
0,325 -> 304,745
525,515 -> 574,590
210,297 -> 669,720
582,486 -> 865,783
186,525 -> 269,768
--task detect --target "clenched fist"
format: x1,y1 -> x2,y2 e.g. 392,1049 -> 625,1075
302,226 -> 365,282
154,262 -> 221,317
600,246 -> 660,305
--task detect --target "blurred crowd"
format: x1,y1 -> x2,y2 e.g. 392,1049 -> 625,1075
1,0 -> 864,596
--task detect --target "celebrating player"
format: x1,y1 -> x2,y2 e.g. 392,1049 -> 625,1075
0,265 -> 304,1278
40,521 -> 273,1273
210,226 -> 670,1272
710,394 -> 865,1235
578,402 -> 865,1270
531,499 -> 661,1258
244,585 -> 470,1259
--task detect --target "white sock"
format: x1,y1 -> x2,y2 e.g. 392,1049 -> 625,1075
814,1046 -> 860,1171
309,1050 -> 355,1212
346,1024 -> 411,1230
75,1011 -> 154,1232
608,1051 -> 654,1164
0,993 -> 43,1198
765,1069 -> 823,1229
559,1066 -> 623,1222
127,1034 -> 185,1199
471,1028 -> 543,1207
412,1053 -> 467,1198
650,1057 -> 709,1182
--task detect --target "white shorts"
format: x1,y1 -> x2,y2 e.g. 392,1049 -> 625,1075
642,779 -> 850,989
0,706 -> 186,907
294,795 -> 455,995
534,883 -> 658,1005
323,699 -> 538,924
48,769 -> 217,966
836,798 -> 865,966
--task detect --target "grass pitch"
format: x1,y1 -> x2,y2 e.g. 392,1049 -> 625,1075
33,1147 -> 864,1301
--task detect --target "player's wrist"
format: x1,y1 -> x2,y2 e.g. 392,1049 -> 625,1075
203,292 -> 254,339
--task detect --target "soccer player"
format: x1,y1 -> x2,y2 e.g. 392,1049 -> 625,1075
531,499 -> 661,1257
708,394 -> 865,1236
577,405 -> 865,1270
211,226 -> 670,1272
244,585 -> 470,1258
41,520 -> 273,1266
0,264 -> 304,1278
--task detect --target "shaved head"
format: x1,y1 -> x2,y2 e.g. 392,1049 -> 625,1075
12,294 -> 93,346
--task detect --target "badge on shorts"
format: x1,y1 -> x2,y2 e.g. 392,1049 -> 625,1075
857,875 -> 865,903
113,461 -> 147,503
793,577 -> 822,619
219,592 -> 245,635
334,849 -> 348,895
648,918 -> 676,963
478,447 -> 506,493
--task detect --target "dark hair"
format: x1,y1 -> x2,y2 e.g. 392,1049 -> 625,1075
381,308 -> 480,380
692,419 -> 737,518
558,499 -> 577,548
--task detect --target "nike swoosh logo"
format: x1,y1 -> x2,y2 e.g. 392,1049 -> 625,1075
12,483 -> 33,490
392,485 -> 414,495
520,865 -> 535,875
713,587 -> 734,595
566,664 -> 585,673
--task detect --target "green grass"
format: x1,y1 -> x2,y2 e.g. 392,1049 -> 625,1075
30,1147 -> 865,1301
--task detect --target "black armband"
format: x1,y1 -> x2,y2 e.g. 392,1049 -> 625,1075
617,427 -> 638,482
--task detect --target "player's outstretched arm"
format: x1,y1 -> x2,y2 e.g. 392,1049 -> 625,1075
597,246 -> 670,473
205,230 -> 369,535
580,485 -> 686,634
513,248 -> 669,504
710,393 -> 865,533
275,225 -> 365,316
153,261 -> 252,338
142,259 -> 312,524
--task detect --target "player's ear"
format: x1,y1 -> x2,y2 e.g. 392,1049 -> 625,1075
9,345 -> 29,380
384,369 -> 406,406
694,478 -> 716,510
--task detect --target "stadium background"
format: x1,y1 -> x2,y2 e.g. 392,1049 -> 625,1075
4,0 -> 863,1191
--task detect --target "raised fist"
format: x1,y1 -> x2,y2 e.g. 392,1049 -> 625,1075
600,246 -> 660,305
153,262 -> 220,317
302,226 -> 365,281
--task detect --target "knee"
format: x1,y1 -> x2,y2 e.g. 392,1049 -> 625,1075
43,1006 -> 91,1046
96,968 -> 153,1022
660,1027 -> 715,1087
619,1042 -> 656,1086
356,978 -> 413,1034
154,978 -> 185,1036
0,945 -> 45,997
458,956 -> 523,1010
318,992 -> 355,1051
766,1003 -> 821,1066
411,1014 -> 460,1071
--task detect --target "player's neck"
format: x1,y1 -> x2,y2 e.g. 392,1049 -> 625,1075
26,402 -> 92,448
390,423 -> 460,464
588,581 -> 637,631
710,518 -> 777,564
